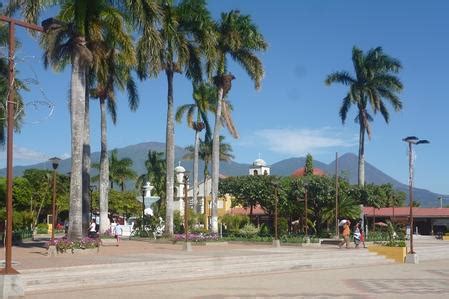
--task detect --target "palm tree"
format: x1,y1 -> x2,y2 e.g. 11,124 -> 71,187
40,2 -> 98,239
0,22 -> 26,146
136,0 -> 215,236
210,10 -> 267,232
90,25 -> 138,233
184,135 -> 233,217
176,82 -> 215,212
136,150 -> 166,201
325,47 -> 403,186
107,149 -> 137,192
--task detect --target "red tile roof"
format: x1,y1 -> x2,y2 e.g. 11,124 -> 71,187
363,207 -> 449,218
228,205 -> 266,216
292,167 -> 326,177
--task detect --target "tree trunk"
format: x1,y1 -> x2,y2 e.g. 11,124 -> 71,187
99,97 -> 109,234
68,53 -> 86,240
211,87 -> 224,233
82,85 -> 91,236
192,126 -> 200,213
164,70 -> 175,236
358,122 -> 365,187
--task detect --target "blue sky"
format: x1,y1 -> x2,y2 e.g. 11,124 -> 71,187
1,0 -> 448,195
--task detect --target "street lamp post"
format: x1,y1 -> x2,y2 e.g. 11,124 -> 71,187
141,185 -> 147,233
49,157 -> 61,243
183,172 -> 192,251
89,185 -> 97,220
0,14 -> 43,275
403,136 -> 429,262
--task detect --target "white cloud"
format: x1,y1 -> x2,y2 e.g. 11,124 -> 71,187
253,128 -> 357,156
0,146 -> 49,167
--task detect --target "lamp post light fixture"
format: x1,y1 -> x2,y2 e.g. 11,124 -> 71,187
403,136 -> 429,262
183,172 -> 192,251
49,157 -> 61,243
89,185 -> 97,220
0,14 -> 43,276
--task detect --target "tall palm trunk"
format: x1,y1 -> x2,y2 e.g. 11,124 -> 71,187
82,84 -> 91,236
192,116 -> 200,213
99,97 -> 109,233
358,120 -> 365,187
211,87 -> 224,233
68,53 -> 86,240
165,70 -> 175,236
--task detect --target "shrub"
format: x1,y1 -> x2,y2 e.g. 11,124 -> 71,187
46,237 -> 101,254
221,214 -> 249,232
258,223 -> 270,237
173,233 -> 219,242
36,223 -> 48,234
239,223 -> 259,238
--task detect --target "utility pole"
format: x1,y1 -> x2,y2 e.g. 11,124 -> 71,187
0,14 -> 43,275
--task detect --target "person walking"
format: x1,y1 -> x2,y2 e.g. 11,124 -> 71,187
354,222 -> 361,248
114,221 -> 123,246
339,220 -> 351,249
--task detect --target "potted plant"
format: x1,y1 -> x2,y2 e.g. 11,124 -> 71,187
368,221 -> 407,263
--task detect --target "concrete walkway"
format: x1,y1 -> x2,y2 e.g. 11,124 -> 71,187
1,237 -> 448,298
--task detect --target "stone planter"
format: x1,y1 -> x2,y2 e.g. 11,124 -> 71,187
368,245 -> 407,263
442,236 -> 449,241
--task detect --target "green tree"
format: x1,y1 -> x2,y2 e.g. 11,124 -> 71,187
176,82 -> 216,212
136,150 -> 166,202
136,0 -> 215,236
305,153 -> 313,176
89,21 -> 138,233
108,149 -> 137,192
210,10 -> 268,233
0,21 -> 27,146
325,47 -> 403,186
184,135 -> 234,214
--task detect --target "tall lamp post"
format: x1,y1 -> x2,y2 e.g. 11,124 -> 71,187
0,14 -> 43,276
89,185 -> 97,220
403,136 -> 429,262
49,157 -> 61,243
141,184 -> 147,233
183,172 -> 192,251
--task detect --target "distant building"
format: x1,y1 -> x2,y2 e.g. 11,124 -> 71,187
291,167 -> 326,177
249,156 -> 270,176
363,207 -> 449,235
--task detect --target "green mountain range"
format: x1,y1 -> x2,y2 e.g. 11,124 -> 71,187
1,141 -> 445,207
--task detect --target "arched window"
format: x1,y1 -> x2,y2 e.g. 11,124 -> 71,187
253,170 -> 258,175
264,170 -> 268,176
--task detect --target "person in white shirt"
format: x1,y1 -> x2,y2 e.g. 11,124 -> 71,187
88,219 -> 97,238
114,221 -> 122,246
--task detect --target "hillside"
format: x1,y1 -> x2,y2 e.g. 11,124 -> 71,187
1,142 -> 445,207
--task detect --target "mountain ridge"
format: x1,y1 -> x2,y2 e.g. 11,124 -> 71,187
1,141 -> 445,207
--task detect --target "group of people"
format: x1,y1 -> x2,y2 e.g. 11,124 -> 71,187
338,220 -> 366,249
89,219 -> 123,246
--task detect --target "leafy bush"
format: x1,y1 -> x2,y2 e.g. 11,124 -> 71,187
36,223 -> 48,234
221,214 -> 249,232
46,237 -> 101,253
173,233 -> 219,242
173,211 -> 183,233
277,217 -> 288,236
258,223 -> 271,237
239,223 -> 259,238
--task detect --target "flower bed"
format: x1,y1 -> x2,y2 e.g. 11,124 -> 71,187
46,237 -> 101,254
173,233 -> 219,243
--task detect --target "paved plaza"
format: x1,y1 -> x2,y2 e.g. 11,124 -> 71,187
1,237 -> 448,298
